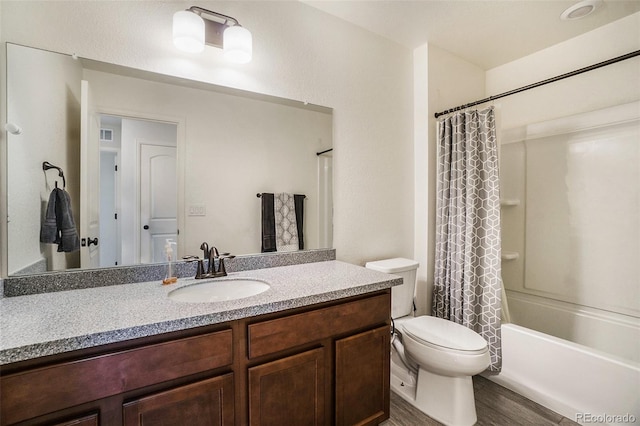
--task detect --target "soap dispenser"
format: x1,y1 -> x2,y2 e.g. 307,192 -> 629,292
162,239 -> 178,285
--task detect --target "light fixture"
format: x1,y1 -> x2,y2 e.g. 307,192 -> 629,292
173,6 -> 252,64
560,0 -> 602,20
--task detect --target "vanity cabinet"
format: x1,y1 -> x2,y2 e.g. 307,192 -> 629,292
0,329 -> 234,426
245,290 -> 391,426
1,290 -> 390,426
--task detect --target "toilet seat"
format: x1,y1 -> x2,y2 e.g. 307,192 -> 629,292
402,316 -> 488,355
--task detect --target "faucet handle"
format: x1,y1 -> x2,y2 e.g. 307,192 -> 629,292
195,259 -> 206,279
183,255 -> 206,279
217,254 -> 236,275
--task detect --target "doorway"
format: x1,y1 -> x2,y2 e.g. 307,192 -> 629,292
99,115 -> 178,266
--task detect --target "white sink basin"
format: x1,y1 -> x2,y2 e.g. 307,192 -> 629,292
168,278 -> 270,303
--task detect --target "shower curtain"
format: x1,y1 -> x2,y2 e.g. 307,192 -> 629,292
432,107 -> 502,372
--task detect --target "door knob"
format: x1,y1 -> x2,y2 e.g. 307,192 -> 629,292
143,225 -> 149,230
87,237 -> 99,247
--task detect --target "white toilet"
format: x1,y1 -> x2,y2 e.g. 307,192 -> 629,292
366,258 -> 490,426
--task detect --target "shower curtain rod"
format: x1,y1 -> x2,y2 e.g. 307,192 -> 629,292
434,50 -> 640,119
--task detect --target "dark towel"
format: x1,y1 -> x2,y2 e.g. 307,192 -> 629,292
40,189 -> 59,244
56,189 -> 80,252
294,194 -> 305,250
40,188 -> 80,252
261,193 -> 276,253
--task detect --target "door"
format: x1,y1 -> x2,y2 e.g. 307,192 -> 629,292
80,80 -> 101,268
99,150 -> 119,267
123,374 -> 234,426
139,143 -> 178,263
248,348 -> 325,426
335,326 -> 390,426
53,413 -> 99,426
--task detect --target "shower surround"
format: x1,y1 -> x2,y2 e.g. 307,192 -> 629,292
496,101 -> 639,420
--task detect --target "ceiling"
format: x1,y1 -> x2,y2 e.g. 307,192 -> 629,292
302,0 -> 640,69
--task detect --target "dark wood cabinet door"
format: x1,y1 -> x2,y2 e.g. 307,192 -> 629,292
122,374 -> 234,426
53,413 -> 99,426
248,347 -> 325,426
335,326 -> 390,426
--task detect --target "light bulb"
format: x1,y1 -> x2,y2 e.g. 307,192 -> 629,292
224,26 -> 252,64
173,11 -> 205,53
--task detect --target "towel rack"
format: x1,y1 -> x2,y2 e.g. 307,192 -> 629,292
42,161 -> 66,188
257,193 -> 306,198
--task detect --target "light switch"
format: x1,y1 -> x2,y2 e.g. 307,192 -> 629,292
188,204 -> 206,216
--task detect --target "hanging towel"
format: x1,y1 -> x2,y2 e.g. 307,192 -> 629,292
56,188 -> 80,252
261,193 -> 277,253
274,193 -> 299,252
40,188 -> 80,252
40,189 -> 59,244
294,194 -> 305,250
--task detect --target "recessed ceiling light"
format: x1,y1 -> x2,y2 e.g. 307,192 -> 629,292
561,0 -> 603,20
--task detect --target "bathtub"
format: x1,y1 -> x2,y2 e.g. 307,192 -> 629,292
484,324 -> 640,425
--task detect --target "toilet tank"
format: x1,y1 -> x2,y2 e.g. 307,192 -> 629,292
365,258 -> 419,319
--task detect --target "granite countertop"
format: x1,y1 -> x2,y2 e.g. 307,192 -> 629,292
0,260 -> 400,365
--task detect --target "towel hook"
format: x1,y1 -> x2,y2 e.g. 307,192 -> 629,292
42,161 -> 66,188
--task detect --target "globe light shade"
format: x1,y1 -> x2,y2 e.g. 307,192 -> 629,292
173,11 -> 205,53
224,25 -> 252,64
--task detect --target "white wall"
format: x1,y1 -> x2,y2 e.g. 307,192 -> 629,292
6,44 -> 82,274
0,0 -> 414,273
413,43 -> 485,314
487,12 -> 640,129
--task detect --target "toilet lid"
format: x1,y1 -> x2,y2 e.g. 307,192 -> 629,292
402,316 -> 488,352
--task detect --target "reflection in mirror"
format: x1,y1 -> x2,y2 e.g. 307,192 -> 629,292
6,43 -> 333,276
98,115 -> 178,268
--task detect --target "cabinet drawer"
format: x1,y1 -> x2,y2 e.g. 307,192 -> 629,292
248,292 -> 390,359
1,329 -> 232,425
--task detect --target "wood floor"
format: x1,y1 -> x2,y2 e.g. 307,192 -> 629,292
381,375 -> 580,426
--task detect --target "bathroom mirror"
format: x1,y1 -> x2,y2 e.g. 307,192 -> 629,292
5,43 -> 333,276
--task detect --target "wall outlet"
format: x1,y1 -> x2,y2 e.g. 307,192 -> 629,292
188,204 -> 206,216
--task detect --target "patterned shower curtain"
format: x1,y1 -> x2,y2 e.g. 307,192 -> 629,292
432,107 -> 502,372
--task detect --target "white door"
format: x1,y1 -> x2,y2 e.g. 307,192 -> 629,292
99,151 -> 119,267
80,80 -> 101,268
140,144 -> 178,263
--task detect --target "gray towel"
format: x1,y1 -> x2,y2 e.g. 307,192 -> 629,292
274,193 -> 299,252
40,188 -> 80,252
56,189 -> 80,252
40,189 -> 59,244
